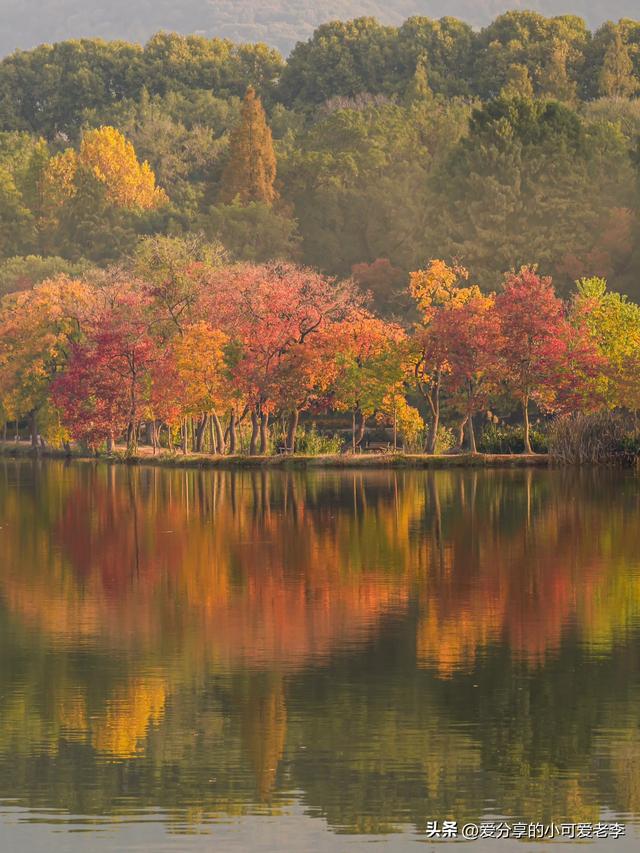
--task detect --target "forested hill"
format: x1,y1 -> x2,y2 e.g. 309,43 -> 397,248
2,0 -> 640,56
0,11 -> 639,303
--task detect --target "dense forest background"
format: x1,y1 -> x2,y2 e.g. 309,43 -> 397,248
1,11 -> 640,307
2,1 -> 640,55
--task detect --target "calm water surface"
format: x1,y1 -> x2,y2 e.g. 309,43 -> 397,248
1,461 -> 640,852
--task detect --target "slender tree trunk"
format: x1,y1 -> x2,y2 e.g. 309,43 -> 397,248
393,404 -> 397,452
425,375 -> 441,455
168,424 -> 174,452
127,420 -> 137,455
352,410 -> 356,454
259,410 -> 269,454
30,410 -> 38,449
195,413 -> 208,453
456,415 -> 468,451
212,412 -> 225,455
151,421 -> 158,455
427,406 -> 440,454
467,413 -> 477,453
228,410 -> 237,455
181,419 -> 188,455
249,407 -> 259,456
286,408 -> 299,453
208,416 -> 217,454
107,433 -> 114,453
354,409 -> 366,450
523,396 -> 533,454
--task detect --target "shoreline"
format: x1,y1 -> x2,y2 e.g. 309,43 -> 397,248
0,442 -> 550,469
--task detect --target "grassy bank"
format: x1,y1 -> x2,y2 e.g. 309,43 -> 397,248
0,442 -> 549,469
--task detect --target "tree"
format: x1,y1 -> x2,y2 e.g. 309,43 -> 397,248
171,322 -> 230,453
206,262 -> 358,454
331,313 -> 405,452
431,293 -> 502,453
0,255 -> 92,296
205,201 -> 299,262
219,86 -> 277,207
0,276 -> 92,446
599,31 -> 639,99
43,126 -> 168,213
495,267 -> 571,453
351,258 -> 406,316
573,276 -> 640,411
538,40 -> 577,102
52,285 -> 164,453
409,260 -> 481,453
429,96 -> 635,289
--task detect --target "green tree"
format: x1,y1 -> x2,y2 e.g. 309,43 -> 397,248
598,30 -> 639,98
204,201 -> 299,262
427,96 -> 636,289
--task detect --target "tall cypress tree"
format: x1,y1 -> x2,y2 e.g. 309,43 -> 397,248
220,86 -> 278,207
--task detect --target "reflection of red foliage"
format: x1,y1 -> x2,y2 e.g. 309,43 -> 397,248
2,468 -> 409,669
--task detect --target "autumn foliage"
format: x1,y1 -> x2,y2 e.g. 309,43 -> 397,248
0,248 -> 632,456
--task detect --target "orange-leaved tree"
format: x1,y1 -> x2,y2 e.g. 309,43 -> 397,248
220,86 -> 278,207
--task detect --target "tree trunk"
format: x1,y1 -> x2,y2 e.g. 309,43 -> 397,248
425,374 -> 441,455
354,409 -> 366,450
208,416 -> 217,454
106,433 -> 114,453
393,404 -> 397,452
30,410 -> 38,449
286,408 -> 299,453
259,410 -> 269,454
249,408 -> 259,456
427,406 -> 440,455
181,419 -> 188,455
455,415 -> 468,451
212,412 -> 225,455
195,413 -> 208,453
126,420 -> 137,455
228,410 -> 237,455
467,413 -> 477,454
523,396 -> 533,454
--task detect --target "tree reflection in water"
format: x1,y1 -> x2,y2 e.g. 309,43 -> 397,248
0,460 -> 639,833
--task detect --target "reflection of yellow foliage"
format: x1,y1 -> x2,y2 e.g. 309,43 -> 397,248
91,678 -> 166,758
240,678 -> 287,802
57,692 -> 88,740
416,601 -> 502,678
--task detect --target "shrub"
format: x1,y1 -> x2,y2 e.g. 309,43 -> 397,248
478,423 -> 548,454
296,425 -> 344,455
548,411 -> 629,464
434,425 -> 455,454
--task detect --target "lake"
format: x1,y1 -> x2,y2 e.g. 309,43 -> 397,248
1,460 -> 640,851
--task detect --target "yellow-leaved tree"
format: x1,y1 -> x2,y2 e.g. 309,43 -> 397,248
42,126 -> 167,216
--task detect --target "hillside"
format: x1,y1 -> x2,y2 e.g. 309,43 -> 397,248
1,0 -> 640,56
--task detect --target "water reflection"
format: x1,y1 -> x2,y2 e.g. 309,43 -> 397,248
0,461 -> 640,839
